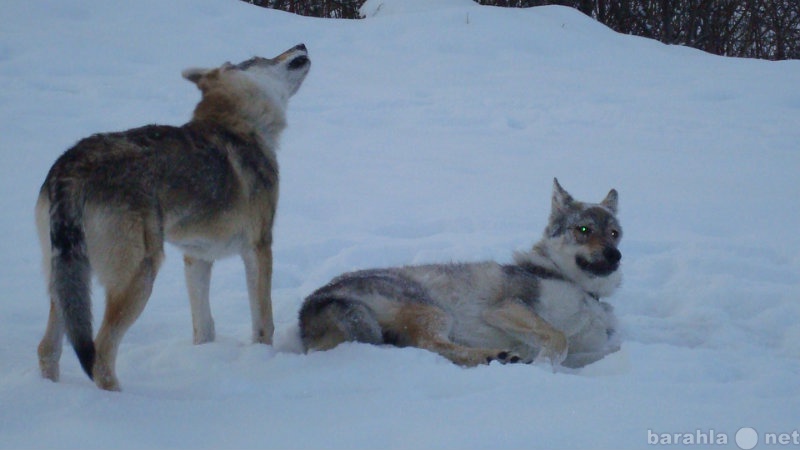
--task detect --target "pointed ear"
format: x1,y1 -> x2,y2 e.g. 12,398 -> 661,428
182,67 -> 211,85
601,188 -> 618,214
551,178 -> 574,214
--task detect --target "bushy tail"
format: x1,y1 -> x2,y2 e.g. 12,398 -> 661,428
298,295 -> 383,352
48,180 -> 95,380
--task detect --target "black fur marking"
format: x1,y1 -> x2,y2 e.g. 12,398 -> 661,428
44,167 -> 96,381
288,55 -> 310,70
575,255 -> 619,277
299,295 -> 338,322
493,352 -> 522,364
299,295 -> 384,348
512,261 -> 565,281
74,341 -> 96,380
499,264 -> 543,306
50,217 -> 83,254
604,247 -> 622,264
223,129 -> 278,192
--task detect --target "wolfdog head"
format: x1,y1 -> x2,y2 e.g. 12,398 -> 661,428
540,178 -> 622,297
182,44 -> 310,141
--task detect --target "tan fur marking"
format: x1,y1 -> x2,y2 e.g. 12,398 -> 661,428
93,255 -> 162,391
244,241 -> 274,344
189,70 -> 286,142
482,300 -> 567,365
393,304 -> 506,366
37,300 -> 64,382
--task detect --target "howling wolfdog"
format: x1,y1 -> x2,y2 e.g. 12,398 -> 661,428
36,44 -> 310,391
300,179 -> 622,368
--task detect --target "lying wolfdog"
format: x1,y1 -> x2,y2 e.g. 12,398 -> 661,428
36,44 -> 310,391
300,179 -> 622,368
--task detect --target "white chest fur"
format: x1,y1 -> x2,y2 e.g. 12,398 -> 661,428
536,279 -> 617,354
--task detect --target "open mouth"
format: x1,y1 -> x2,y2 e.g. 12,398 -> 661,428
288,55 -> 310,70
576,256 -> 619,277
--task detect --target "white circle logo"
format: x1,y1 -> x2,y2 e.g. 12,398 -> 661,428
736,427 -> 758,450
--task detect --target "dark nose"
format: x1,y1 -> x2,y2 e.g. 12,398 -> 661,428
294,43 -> 307,51
603,247 -> 621,264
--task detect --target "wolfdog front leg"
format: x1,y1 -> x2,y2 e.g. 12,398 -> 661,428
482,299 -> 568,366
242,242 -> 274,344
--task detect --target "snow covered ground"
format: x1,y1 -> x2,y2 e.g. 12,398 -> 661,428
1,0 -> 799,448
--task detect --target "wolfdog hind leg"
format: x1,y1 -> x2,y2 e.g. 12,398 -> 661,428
38,299 -> 65,382
93,252 -> 162,391
395,303 -> 517,366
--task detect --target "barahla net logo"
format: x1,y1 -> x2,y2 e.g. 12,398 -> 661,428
647,427 -> 800,448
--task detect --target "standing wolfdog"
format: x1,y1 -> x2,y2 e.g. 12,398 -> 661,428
300,179 -> 622,368
36,44 -> 310,391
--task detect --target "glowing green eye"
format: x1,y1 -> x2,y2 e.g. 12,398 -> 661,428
578,226 -> 591,235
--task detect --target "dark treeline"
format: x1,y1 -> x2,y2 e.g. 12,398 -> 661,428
247,0 -> 363,19
246,0 -> 800,60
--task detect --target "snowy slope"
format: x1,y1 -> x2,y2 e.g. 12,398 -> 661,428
1,0 -> 799,448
